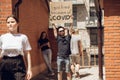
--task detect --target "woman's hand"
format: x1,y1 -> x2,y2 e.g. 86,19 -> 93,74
26,69 -> 32,80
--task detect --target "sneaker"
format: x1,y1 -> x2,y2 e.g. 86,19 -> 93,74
49,72 -> 55,76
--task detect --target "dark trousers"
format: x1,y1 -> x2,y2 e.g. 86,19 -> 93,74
0,55 -> 26,80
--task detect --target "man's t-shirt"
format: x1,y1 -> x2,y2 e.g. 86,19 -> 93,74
57,35 -> 71,58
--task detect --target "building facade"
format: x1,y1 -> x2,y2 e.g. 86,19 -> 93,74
51,0 -> 99,49
2,0 -> 120,80
0,0 -> 100,78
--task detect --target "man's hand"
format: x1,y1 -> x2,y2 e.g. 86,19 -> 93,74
52,23 -> 55,26
51,23 -> 57,37
70,15 -> 74,19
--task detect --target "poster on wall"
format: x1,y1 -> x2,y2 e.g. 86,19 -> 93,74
49,1 -> 73,28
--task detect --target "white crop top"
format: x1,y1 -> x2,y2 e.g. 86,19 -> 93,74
0,33 -> 32,57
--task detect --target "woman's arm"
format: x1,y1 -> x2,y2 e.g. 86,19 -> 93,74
0,49 -> 2,60
47,42 -> 51,48
24,51 -> 32,80
39,43 -> 48,48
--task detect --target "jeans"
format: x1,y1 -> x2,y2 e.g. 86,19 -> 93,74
57,56 -> 70,73
42,49 -> 53,73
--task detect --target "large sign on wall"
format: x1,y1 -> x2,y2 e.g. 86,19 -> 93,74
49,2 -> 73,25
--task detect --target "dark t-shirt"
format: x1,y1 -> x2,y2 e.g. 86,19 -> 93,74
38,38 -> 50,51
57,35 -> 71,58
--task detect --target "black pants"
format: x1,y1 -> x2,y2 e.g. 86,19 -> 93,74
0,55 -> 26,80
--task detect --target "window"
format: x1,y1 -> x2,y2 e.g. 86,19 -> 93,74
73,6 -> 77,27
90,7 -> 96,17
90,28 -> 98,45
65,6 -> 77,27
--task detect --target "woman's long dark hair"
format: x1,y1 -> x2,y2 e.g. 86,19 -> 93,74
38,31 -> 47,41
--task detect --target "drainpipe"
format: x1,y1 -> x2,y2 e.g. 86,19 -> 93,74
13,0 -> 22,32
98,9 -> 103,80
94,0 -> 103,80
13,0 -> 22,18
45,0 -> 50,13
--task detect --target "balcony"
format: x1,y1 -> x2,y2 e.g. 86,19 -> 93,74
64,0 -> 85,4
86,17 -> 98,27
51,0 -> 86,4
90,2 -> 95,7
89,0 -> 96,7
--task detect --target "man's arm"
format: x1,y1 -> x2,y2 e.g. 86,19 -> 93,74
68,15 -> 74,35
64,23 -> 73,36
52,23 -> 57,38
69,23 -> 73,35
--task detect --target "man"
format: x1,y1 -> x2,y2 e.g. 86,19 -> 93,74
52,23 -> 72,80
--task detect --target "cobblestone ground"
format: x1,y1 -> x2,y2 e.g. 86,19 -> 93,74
31,63 -> 105,80
31,62 -> 67,80
31,69 -> 58,80
80,66 -> 105,80
31,52 -> 105,80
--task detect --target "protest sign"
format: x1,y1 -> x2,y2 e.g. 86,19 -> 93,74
49,1 -> 73,25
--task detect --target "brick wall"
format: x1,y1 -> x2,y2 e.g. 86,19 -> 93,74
16,0 -> 50,76
48,29 -> 58,61
104,0 -> 120,80
0,0 -> 12,34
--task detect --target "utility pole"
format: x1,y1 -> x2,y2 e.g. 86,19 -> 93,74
98,9 -> 103,80
94,0 -> 103,80
13,0 -> 22,32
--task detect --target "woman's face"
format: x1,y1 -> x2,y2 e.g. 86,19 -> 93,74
42,33 -> 47,39
6,17 -> 18,32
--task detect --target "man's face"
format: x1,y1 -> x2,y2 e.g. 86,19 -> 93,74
58,28 -> 65,36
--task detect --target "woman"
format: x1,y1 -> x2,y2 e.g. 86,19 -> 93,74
70,29 -> 82,78
38,31 -> 54,75
0,15 -> 32,80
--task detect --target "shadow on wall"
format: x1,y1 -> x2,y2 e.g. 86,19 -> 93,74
48,29 -> 58,61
